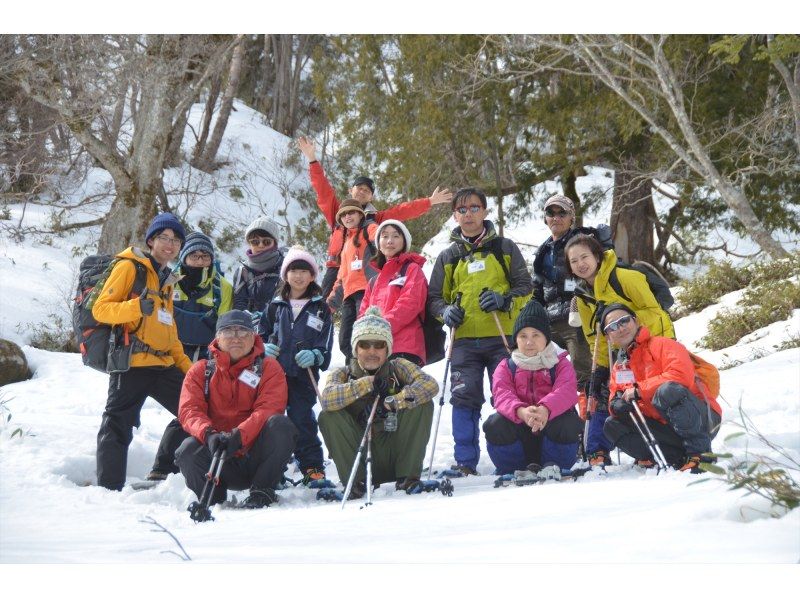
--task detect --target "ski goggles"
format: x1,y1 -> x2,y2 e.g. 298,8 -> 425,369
356,340 -> 387,350
603,314 -> 634,334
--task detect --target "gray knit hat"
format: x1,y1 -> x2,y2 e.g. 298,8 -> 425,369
245,216 -> 281,244
351,306 -> 393,355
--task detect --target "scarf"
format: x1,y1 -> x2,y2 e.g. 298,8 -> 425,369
178,265 -> 207,295
246,246 -> 282,274
511,341 -> 560,372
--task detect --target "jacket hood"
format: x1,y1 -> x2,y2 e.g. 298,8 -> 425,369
371,251 -> 426,271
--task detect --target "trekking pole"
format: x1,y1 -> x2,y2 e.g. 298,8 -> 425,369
482,287 -> 511,354
341,393 -> 382,510
362,420 -> 374,509
307,369 -> 323,402
627,395 -> 670,471
188,448 -> 226,523
425,292 -> 462,481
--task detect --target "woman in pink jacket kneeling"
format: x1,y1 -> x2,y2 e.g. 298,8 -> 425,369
483,300 -> 583,475
359,219 -> 427,365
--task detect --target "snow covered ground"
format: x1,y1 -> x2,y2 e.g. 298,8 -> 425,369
1,99 -> 798,594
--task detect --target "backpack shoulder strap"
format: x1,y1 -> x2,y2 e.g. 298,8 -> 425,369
507,356 -> 516,380
608,266 -> 633,304
211,273 -> 222,312
204,359 -> 216,402
489,238 -> 512,284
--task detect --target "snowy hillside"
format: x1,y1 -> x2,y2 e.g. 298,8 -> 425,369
1,106 -> 799,577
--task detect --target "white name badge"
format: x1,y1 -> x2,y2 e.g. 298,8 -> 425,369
564,279 -> 577,292
173,289 -> 181,301
615,369 -> 635,385
351,258 -> 363,271
239,369 -> 260,389
467,260 -> 486,274
306,314 -> 324,331
157,308 -> 173,325
388,276 -> 407,287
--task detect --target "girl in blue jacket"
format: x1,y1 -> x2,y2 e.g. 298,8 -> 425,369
260,245 -> 333,486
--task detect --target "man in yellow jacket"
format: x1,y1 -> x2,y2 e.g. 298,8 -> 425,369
92,213 -> 193,490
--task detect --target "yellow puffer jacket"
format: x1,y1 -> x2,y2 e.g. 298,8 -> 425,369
575,249 -> 675,368
91,247 -> 192,374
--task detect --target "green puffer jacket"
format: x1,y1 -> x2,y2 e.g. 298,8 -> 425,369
428,221 -> 533,340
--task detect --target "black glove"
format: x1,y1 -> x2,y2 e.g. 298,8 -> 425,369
205,430 -> 228,455
224,428 -> 242,458
139,292 -> 155,316
443,304 -> 465,328
586,365 -> 611,408
373,376 -> 391,399
479,289 -> 509,313
610,394 -> 633,417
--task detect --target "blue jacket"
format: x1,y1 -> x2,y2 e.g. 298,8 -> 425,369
260,295 -> 333,380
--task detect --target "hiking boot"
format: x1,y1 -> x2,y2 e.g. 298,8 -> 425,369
588,450 -> 611,467
302,467 -> 327,486
450,464 -> 479,477
348,481 -> 367,500
234,487 -> 278,509
145,470 -> 168,482
634,458 -> 656,469
395,477 -> 421,492
679,455 -> 703,474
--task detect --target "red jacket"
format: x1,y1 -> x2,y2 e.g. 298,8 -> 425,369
309,161 -> 432,266
609,327 -> 722,424
359,252 -> 428,362
179,335 -> 288,453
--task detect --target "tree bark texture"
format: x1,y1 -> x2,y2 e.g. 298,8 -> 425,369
610,164 -> 655,265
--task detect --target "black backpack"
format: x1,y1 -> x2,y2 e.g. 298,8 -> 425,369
72,255 -> 163,373
609,261 -> 675,311
368,261 -> 446,365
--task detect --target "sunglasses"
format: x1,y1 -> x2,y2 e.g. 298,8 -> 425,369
357,340 -> 387,350
545,209 -> 568,218
218,326 -> 254,339
248,237 -> 276,248
455,205 -> 482,215
603,315 -> 634,334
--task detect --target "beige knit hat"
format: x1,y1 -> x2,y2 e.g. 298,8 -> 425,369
351,306 -> 393,355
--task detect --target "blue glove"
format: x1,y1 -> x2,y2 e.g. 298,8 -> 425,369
443,304 -> 465,328
264,343 -> 280,358
479,289 -> 509,312
295,349 -> 319,368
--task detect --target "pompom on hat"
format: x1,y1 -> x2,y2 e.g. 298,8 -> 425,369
351,306 -> 393,355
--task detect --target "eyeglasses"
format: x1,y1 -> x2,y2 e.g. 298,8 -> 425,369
218,326 -> 254,339
455,205 -> 483,215
155,234 -> 182,245
248,237 -> 276,248
185,251 -> 212,263
545,209 -> 569,219
603,315 -> 634,334
357,340 -> 387,350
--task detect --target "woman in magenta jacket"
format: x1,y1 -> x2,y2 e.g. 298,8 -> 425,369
359,219 -> 427,365
482,300 -> 583,474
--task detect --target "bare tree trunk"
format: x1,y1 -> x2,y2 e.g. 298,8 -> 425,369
767,35 -> 800,155
610,164 -> 655,264
195,35 -> 245,171
103,78 -> 128,150
562,169 -> 582,227
259,34 -> 273,115
191,74 -> 222,165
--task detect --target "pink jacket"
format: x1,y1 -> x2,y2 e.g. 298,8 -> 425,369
492,349 -> 578,424
359,252 -> 427,363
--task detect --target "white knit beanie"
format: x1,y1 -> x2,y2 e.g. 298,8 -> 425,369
351,306 -> 393,355
280,245 -> 320,280
375,219 -> 412,254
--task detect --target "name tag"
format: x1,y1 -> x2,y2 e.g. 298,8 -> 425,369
564,279 -> 576,292
388,276 -> 407,287
351,258 -> 362,271
157,308 -> 173,325
306,314 -> 324,331
615,369 -> 635,385
173,289 -> 181,301
239,369 -> 260,389
467,260 -> 486,274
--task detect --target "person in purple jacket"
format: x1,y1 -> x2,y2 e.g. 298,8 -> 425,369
482,300 -> 583,474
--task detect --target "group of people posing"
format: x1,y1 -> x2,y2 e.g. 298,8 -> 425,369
89,137 -> 723,509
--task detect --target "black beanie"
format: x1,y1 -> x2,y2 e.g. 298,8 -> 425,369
513,301 -> 551,344
599,303 -> 637,331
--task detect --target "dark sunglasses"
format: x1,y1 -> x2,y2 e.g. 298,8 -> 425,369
545,209 -> 568,218
357,340 -> 387,350
455,205 -> 482,215
603,315 -> 634,334
248,237 -> 275,248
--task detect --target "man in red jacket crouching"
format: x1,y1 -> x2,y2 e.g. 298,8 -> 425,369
176,310 -> 297,509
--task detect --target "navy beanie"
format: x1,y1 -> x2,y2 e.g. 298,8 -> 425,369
216,309 -> 255,332
179,232 -> 215,264
145,213 -> 186,244
513,301 -> 551,345
599,303 -> 637,330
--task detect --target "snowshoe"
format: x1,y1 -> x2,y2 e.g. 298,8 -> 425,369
438,464 -> 478,478
129,480 -> 161,491
228,488 -> 277,509
304,468 -> 335,489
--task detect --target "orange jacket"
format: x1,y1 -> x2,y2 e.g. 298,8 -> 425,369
309,161 -> 431,266
330,221 -> 379,300
91,247 -> 192,373
178,335 -> 288,452
609,326 -> 722,424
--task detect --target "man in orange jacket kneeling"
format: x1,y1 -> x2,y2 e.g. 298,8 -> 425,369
176,310 -> 297,509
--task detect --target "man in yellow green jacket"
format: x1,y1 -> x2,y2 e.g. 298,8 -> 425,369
92,213 -> 192,490
428,188 -> 533,476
